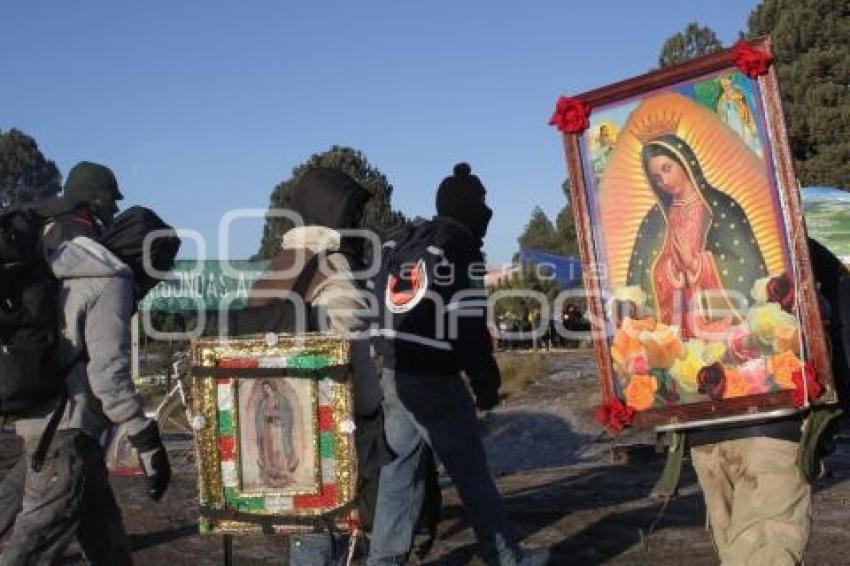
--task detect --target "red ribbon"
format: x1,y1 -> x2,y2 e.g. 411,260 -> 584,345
549,95 -> 591,134
594,396 -> 635,436
792,361 -> 823,408
730,40 -> 773,79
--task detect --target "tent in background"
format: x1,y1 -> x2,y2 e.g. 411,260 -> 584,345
516,250 -> 583,289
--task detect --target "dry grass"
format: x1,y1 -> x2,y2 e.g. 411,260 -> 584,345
497,352 -> 548,398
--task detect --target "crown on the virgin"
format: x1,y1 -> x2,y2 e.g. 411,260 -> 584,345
630,111 -> 681,144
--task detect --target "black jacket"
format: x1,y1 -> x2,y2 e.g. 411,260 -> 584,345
374,217 -> 499,391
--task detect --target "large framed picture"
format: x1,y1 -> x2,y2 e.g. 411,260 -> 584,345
190,334 -> 357,534
552,38 -> 836,430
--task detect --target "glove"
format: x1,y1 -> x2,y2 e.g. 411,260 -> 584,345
471,380 -> 500,412
128,420 -> 171,501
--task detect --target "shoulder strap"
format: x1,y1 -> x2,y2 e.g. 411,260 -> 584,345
292,249 -> 355,298
290,251 -> 322,300
30,348 -> 88,472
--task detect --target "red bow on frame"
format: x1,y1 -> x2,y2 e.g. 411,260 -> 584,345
792,361 -> 823,408
549,95 -> 591,134
730,40 -> 773,79
594,396 -> 635,436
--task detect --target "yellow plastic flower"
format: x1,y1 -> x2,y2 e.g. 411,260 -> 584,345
667,339 -> 728,393
750,276 -> 771,304
613,286 -> 647,309
772,320 -> 800,354
770,350 -> 803,390
638,323 -> 684,370
699,340 -> 727,365
669,342 -> 703,392
747,303 -> 798,346
624,374 -> 658,411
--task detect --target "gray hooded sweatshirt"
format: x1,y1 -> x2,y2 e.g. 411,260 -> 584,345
16,237 -> 148,441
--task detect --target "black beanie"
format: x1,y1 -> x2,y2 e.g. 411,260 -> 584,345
436,163 -> 492,240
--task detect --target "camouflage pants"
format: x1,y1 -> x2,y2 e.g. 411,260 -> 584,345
691,437 -> 811,566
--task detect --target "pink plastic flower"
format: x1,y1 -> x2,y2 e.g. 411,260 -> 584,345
627,352 -> 651,375
726,326 -> 760,364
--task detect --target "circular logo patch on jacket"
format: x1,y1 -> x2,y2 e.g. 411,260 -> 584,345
385,260 -> 428,314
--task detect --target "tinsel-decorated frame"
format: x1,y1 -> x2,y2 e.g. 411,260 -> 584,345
190,334 -> 357,534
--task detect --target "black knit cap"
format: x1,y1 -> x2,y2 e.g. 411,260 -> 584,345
63,161 -> 124,203
436,162 -> 492,240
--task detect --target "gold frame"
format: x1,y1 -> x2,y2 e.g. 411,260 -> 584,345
191,333 -> 356,534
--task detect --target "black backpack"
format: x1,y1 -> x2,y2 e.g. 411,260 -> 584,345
0,207 -> 62,416
372,220 -> 479,367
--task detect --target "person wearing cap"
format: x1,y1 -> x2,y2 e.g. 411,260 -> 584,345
29,161 -> 126,258
0,207 -> 179,566
62,161 -> 124,226
368,164 -> 550,565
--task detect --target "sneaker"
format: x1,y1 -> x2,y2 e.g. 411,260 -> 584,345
485,546 -> 551,566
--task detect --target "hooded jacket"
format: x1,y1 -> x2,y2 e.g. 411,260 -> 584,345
251,225 -> 382,417
375,216 -> 500,392
16,237 -> 147,441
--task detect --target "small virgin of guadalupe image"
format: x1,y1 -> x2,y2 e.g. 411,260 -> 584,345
254,380 -> 299,486
716,74 -> 763,156
237,377 -> 317,494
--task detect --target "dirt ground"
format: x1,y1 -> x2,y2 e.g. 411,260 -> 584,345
2,349 -> 850,565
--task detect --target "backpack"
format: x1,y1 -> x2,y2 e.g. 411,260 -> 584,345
373,222 -> 459,354
0,207 -> 62,416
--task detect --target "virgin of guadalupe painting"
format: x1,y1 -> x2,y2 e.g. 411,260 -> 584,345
555,42 -> 835,427
607,93 -> 784,341
237,377 -> 318,494
596,91 -> 798,411
255,380 -> 299,485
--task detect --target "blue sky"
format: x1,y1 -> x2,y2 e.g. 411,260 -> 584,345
0,1 -> 757,265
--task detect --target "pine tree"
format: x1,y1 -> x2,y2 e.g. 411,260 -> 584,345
0,128 -> 61,208
556,180 -> 580,257
746,0 -> 850,188
255,146 -> 408,259
517,206 -> 560,255
658,23 -> 723,68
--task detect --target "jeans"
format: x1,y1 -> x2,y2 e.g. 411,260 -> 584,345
0,430 -> 132,566
289,532 -> 351,565
368,370 -> 518,565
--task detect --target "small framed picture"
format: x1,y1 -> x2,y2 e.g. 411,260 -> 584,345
552,38 -> 836,430
235,377 -> 319,496
190,335 -> 357,534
